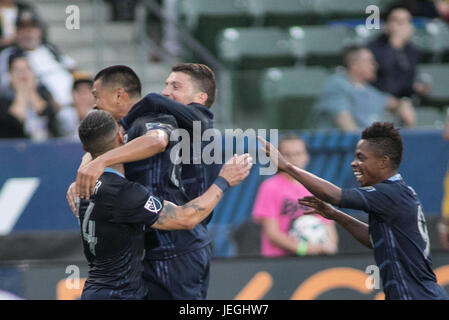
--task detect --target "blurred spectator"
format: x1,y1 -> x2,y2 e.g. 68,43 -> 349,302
434,0 -> 449,22
0,0 -> 39,50
314,45 -> 416,132
368,6 -> 430,99
401,0 -> 440,18
0,16 -> 77,109
438,113 -> 449,249
252,133 -> 338,257
0,53 -> 60,140
56,71 -> 94,140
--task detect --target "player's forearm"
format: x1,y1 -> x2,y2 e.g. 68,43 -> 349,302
284,163 -> 342,205
178,184 -> 224,229
97,132 -> 167,167
154,185 -> 224,230
334,211 -> 372,249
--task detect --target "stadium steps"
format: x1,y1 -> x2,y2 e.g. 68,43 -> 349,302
32,0 -> 171,94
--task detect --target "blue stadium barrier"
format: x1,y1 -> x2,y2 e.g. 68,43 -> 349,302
0,129 -> 448,257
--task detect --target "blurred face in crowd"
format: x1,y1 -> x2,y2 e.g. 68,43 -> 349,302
162,71 -> 206,106
385,8 -> 413,41
279,138 -> 309,170
73,82 -> 95,121
348,49 -> 378,83
10,57 -> 35,86
16,25 -> 42,50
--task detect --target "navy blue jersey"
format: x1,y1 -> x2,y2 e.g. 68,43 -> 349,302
340,174 -> 449,300
120,93 -> 222,203
123,112 -> 212,260
121,94 -> 221,229
77,169 -> 163,300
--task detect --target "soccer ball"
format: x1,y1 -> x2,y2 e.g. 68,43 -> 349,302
289,215 -> 329,245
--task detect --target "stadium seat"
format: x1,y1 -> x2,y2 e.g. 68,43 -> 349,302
418,64 -> 449,107
415,106 -> 445,128
216,27 -> 300,70
288,25 -> 353,67
178,0 -> 253,56
246,0 -> 325,27
260,66 -> 330,129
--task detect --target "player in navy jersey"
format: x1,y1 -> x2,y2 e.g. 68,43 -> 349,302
66,64 -> 226,299
76,110 -> 252,300
259,122 -> 449,300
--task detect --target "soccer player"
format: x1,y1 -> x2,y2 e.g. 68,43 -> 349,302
66,64 -> 221,299
77,110 -> 251,299
259,122 -> 449,300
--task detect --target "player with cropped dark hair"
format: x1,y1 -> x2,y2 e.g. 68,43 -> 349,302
77,110 -> 252,300
260,122 -> 449,300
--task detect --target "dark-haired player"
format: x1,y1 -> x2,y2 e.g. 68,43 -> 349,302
77,110 -> 251,299
259,122 -> 449,300
67,64 -> 223,299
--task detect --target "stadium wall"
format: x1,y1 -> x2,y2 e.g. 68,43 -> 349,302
1,251 -> 449,300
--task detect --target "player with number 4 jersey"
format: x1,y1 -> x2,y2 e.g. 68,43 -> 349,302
76,110 -> 252,299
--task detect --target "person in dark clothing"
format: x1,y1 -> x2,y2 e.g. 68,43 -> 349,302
367,6 -> 430,98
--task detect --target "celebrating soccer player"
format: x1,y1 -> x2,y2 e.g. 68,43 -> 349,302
76,110 -> 251,299
259,122 -> 449,300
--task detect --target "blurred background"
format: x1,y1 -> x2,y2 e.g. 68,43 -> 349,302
1,0 -> 449,300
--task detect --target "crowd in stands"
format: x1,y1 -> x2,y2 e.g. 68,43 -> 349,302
0,0 -> 93,141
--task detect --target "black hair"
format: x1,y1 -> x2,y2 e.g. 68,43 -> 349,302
78,110 -> 118,158
94,65 -> 141,98
171,63 -> 216,108
381,3 -> 411,21
8,51 -> 27,71
361,122 -> 403,170
341,45 -> 367,68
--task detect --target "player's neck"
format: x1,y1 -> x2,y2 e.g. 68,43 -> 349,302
107,163 -> 125,176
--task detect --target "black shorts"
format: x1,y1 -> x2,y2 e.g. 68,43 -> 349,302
143,245 -> 211,300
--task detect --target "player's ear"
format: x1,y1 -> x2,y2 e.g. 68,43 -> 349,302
116,130 -> 124,146
380,155 -> 390,169
115,87 -> 126,103
196,91 -> 208,105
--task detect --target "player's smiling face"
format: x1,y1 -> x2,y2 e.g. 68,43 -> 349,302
351,140 -> 384,187
92,79 -> 121,120
162,72 -> 205,105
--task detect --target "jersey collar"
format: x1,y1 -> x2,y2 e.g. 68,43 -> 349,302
387,173 -> 402,182
104,167 -> 125,178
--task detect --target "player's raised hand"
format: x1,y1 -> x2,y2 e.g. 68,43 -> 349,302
219,154 -> 253,187
76,157 -> 106,199
257,136 -> 288,171
298,196 -> 338,221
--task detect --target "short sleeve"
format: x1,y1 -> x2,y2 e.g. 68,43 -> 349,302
340,183 -> 398,222
111,181 -> 164,226
141,114 -> 178,137
252,180 -> 283,220
315,75 -> 353,117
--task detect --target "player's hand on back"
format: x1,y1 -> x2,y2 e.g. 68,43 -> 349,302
219,154 -> 253,187
298,196 -> 338,221
76,157 -> 106,199
257,136 -> 288,172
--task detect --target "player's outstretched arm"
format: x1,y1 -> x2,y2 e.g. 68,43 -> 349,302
299,196 -> 372,249
76,129 -> 168,199
258,136 -> 342,205
152,154 -> 253,230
